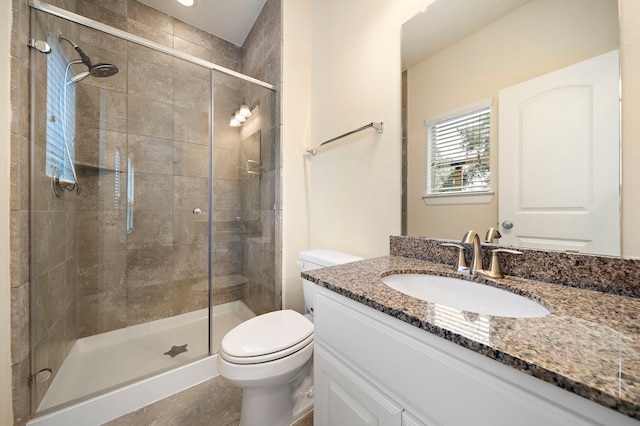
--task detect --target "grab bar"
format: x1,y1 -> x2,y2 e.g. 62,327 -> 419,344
306,122 -> 384,155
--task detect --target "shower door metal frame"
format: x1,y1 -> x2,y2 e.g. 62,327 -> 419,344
29,0 -> 275,90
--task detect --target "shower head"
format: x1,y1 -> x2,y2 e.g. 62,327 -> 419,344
88,63 -> 119,78
58,32 -> 119,83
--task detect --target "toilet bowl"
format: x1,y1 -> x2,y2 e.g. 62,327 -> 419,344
217,249 -> 363,426
217,310 -> 313,426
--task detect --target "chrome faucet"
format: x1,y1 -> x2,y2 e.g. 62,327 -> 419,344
461,230 -> 485,275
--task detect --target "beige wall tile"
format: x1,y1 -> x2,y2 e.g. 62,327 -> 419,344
213,179 -> 241,211
126,246 -> 174,287
174,176 -> 209,211
128,0 -> 174,35
77,250 -> 127,296
173,36 -> 211,63
75,127 -> 127,171
127,57 -> 173,103
132,172 -> 174,210
174,105 -> 209,145
76,85 -> 128,132
173,19 -> 211,49
173,243 -> 208,281
127,19 -> 174,49
128,41 -> 173,68
212,146 -> 238,180
127,95 -> 173,139
211,241 -> 242,276
174,209 -> 209,246
126,210 -> 173,250
128,134 -> 174,175
77,210 -> 127,253
77,0 -> 128,31
77,168 -> 127,212
174,141 -> 210,178
9,210 -> 28,288
210,36 -> 242,71
174,74 -> 210,112
77,289 -> 127,336
10,283 -> 29,363
125,282 -> 174,324
172,278 -> 209,314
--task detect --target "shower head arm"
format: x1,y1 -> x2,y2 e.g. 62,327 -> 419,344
58,32 -> 93,67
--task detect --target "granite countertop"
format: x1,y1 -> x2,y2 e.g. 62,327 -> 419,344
302,255 -> 640,421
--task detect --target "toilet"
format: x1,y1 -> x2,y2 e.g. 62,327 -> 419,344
216,249 -> 363,426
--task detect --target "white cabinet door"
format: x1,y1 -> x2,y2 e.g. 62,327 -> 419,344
498,50 -> 620,255
314,345 -> 403,426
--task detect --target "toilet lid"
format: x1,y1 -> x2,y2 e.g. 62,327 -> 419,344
221,310 -> 314,364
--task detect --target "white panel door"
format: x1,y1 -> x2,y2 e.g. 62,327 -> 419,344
498,50 -> 620,255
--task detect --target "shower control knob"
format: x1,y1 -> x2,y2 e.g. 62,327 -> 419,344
192,208 -> 202,215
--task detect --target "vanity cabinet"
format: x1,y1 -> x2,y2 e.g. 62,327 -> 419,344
315,346 -> 404,425
313,286 -> 639,426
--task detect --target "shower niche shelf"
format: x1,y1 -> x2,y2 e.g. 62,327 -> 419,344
75,162 -> 125,173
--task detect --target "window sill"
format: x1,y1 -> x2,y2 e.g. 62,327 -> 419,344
422,192 -> 494,206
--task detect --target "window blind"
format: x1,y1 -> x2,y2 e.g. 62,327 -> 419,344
427,106 -> 491,195
46,36 -> 76,182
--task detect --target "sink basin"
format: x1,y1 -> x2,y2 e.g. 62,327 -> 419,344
381,274 -> 550,318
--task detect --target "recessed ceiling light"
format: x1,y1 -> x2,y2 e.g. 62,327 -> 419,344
176,0 -> 197,7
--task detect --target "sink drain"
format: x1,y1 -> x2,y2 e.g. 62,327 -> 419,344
164,344 -> 188,358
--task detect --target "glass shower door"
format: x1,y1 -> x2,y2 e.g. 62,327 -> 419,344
209,70 -> 277,351
29,10 -> 212,414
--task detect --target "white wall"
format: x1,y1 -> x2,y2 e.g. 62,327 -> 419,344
1,0 -> 14,422
282,0 -> 312,311
281,0 -> 429,310
306,0 -> 428,258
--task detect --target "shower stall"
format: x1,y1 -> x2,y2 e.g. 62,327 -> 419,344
28,1 -> 277,421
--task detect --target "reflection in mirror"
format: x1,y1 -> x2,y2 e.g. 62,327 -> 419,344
402,0 -> 620,256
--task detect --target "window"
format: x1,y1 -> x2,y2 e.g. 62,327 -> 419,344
46,36 -> 76,182
425,101 -> 491,199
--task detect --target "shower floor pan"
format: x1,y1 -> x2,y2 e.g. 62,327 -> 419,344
37,300 -> 255,413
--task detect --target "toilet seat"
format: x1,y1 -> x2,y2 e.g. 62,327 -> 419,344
220,310 -> 314,365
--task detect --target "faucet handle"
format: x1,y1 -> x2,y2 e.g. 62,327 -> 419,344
442,243 -> 469,274
484,248 -> 522,279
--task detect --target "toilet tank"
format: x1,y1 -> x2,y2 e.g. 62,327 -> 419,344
298,249 -> 363,318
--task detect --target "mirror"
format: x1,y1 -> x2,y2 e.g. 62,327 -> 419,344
402,0 -> 620,255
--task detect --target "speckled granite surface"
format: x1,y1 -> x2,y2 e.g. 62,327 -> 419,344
391,236 -> 640,297
302,240 -> 640,421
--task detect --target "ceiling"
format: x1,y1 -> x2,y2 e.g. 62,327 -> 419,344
402,0 -> 531,69
138,0 -> 268,46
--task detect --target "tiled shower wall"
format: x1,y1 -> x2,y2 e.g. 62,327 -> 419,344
10,0 -> 35,422
241,0 -> 283,316
10,0 -> 282,423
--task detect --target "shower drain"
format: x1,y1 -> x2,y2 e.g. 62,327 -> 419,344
164,344 -> 188,358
